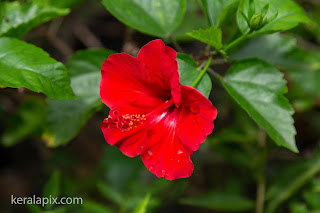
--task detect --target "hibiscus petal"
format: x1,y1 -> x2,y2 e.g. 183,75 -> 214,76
100,53 -> 169,115
137,39 -> 181,104
141,135 -> 194,180
101,117 -> 147,147
138,110 -> 194,180
176,86 -> 218,151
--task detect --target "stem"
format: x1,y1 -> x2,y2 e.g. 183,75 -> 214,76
256,129 -> 267,213
256,181 -> 266,213
197,60 -> 208,70
191,57 -> 213,88
224,30 -> 252,52
205,44 -> 211,53
168,34 -> 184,53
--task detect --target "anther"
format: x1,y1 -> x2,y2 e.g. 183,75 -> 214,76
105,109 -> 146,132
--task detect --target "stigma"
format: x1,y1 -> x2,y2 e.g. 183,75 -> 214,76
105,109 -> 146,132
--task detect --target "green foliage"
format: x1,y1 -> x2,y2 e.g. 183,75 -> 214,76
0,1 -> 69,38
97,182 -> 125,206
0,37 -> 75,100
172,0 -> 208,41
82,200 -> 114,213
223,58 -> 297,152
133,193 -> 151,213
180,192 -> 254,212
43,49 -> 113,147
176,53 -> 212,97
1,0 -> 320,213
237,0 -> 310,37
187,26 -> 223,50
266,153 -> 320,213
26,204 -> 42,213
230,33 -> 320,100
199,0 -> 239,27
2,97 -> 46,147
102,0 -> 186,37
50,0 -> 86,8
43,170 -> 61,210
97,146 -> 142,191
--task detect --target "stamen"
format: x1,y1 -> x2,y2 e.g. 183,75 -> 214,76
105,110 -> 146,132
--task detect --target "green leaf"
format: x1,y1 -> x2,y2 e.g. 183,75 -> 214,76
98,146 -> 142,191
0,37 -> 76,100
237,0 -> 310,37
133,193 -> 151,213
214,143 -> 255,169
0,1 -> 69,38
223,58 -> 297,152
43,49 -> 114,147
290,202 -> 309,213
50,0 -> 86,8
2,98 -> 47,147
43,170 -> 61,210
26,204 -> 42,213
102,0 -> 186,37
48,206 -> 67,213
172,0 -> 208,41
304,191 -> 320,210
303,179 -> 320,210
176,53 -> 212,97
82,200 -> 113,213
97,182 -> 125,206
180,192 -> 254,212
187,26 -> 223,50
230,33 -> 320,98
200,0 -> 239,27
266,153 -> 320,213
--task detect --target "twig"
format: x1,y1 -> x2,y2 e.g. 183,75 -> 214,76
213,58 -> 227,65
48,17 -> 64,36
168,34 -> 184,53
122,27 -> 139,56
74,23 -> 104,48
37,27 -> 74,57
256,129 -> 267,213
256,181 -> 266,213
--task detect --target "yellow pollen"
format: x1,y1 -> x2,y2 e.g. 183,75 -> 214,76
106,110 -> 146,132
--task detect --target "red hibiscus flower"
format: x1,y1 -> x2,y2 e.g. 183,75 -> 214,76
100,39 -> 217,180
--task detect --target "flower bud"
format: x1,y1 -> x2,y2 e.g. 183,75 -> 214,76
249,13 -> 264,30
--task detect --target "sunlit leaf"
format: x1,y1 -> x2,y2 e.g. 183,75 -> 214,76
200,0 -> 239,27
0,1 -> 69,37
230,33 -> 320,99
0,37 -> 75,100
177,53 -> 212,97
223,58 -> 297,152
172,0 -> 208,41
187,26 -> 223,50
102,0 -> 186,37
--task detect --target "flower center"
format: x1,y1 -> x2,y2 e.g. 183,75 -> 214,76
105,110 -> 146,132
